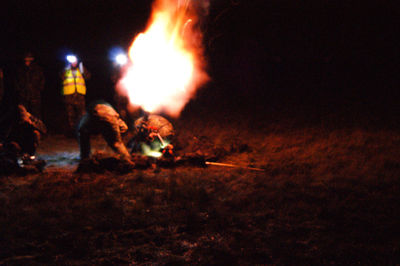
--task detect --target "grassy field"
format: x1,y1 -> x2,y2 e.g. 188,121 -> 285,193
1,0 -> 398,263
1,110 -> 399,265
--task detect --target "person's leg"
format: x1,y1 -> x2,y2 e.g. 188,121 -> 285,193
77,115 -> 91,159
73,94 -> 86,136
75,94 -> 86,123
30,98 -> 42,120
63,96 -> 76,134
13,123 -> 37,157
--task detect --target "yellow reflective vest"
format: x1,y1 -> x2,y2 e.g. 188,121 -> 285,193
62,68 -> 86,95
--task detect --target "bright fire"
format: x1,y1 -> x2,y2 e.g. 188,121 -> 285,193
118,0 -> 208,117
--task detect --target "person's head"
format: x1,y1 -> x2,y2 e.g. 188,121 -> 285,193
66,55 -> 78,68
24,52 -> 35,66
70,61 -> 78,68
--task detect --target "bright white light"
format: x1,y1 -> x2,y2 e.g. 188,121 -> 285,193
66,55 -> 77,64
141,143 -> 163,158
115,53 -> 128,66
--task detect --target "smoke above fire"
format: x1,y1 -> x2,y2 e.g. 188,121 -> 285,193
118,0 -> 209,117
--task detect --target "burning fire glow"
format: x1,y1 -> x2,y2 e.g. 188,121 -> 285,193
118,0 -> 208,117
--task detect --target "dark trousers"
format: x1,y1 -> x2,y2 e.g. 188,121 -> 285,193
63,93 -> 85,133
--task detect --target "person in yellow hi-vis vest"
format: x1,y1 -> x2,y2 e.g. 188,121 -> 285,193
61,55 -> 90,137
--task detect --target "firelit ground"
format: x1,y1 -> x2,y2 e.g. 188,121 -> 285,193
1,110 -> 399,264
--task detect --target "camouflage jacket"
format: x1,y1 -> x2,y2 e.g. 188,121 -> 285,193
87,102 -> 128,133
17,105 -> 47,134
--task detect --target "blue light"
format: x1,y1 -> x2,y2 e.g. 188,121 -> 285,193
109,47 -> 129,66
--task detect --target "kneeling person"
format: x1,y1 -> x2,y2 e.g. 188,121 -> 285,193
78,101 -> 132,163
1,104 -> 47,173
129,113 -> 174,157
7,105 -> 46,160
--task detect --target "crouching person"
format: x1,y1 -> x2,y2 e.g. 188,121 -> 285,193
77,100 -> 134,165
12,105 -> 47,160
0,105 -> 46,174
128,113 -> 175,161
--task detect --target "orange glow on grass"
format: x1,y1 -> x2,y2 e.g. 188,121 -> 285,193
118,0 -> 208,117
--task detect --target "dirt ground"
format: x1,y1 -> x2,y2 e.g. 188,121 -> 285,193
36,134 -> 116,170
1,114 -> 400,265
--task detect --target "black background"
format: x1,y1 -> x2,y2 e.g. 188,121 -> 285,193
1,0 -> 399,131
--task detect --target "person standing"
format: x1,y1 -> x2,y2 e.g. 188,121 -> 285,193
15,52 -> 45,119
61,55 -> 90,137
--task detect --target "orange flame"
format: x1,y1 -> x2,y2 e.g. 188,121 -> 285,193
118,0 -> 208,117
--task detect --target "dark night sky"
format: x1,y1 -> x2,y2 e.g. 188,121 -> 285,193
2,0 -> 397,84
2,0 -> 151,59
1,0 -> 399,129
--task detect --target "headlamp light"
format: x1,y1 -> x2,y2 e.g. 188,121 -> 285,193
66,55 -> 78,64
115,53 -> 128,66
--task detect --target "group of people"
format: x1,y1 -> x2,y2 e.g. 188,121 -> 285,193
1,53 -> 49,170
0,52 -> 89,161
0,52 -> 174,172
1,52 -> 91,129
